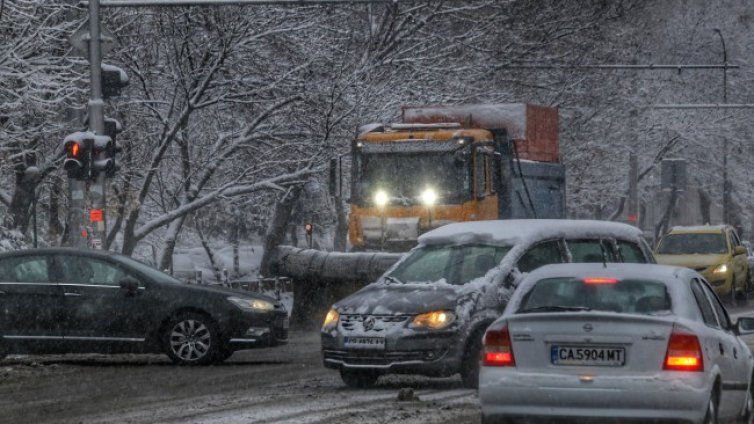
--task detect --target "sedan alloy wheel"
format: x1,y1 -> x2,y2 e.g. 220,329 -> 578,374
165,313 -> 219,365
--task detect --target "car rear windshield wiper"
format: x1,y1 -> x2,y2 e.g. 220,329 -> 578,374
518,305 -> 592,313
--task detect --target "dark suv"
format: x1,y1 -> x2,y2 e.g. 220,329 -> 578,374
321,219 -> 654,388
0,248 -> 288,364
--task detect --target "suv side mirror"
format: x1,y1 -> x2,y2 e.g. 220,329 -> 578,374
504,268 -> 523,288
119,277 -> 140,295
735,246 -> 747,256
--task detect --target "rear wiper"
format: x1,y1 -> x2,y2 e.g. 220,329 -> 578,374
518,305 -> 592,313
383,275 -> 403,284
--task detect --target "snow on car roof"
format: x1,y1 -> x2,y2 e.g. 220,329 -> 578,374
418,219 -> 644,247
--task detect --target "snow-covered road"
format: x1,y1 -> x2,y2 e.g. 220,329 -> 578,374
0,331 -> 479,424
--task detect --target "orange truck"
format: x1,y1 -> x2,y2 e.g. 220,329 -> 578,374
347,103 -> 565,251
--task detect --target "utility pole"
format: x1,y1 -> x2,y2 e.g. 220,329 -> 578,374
714,28 -> 730,225
88,0 -> 108,248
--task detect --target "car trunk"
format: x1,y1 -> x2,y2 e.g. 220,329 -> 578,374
507,312 -> 675,374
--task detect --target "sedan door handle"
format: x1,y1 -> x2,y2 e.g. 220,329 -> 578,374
64,292 -> 83,297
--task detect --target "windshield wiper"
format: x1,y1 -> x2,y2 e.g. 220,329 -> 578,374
518,305 -> 592,314
383,275 -> 403,284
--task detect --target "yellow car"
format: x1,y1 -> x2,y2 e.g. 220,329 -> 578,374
655,225 -> 750,302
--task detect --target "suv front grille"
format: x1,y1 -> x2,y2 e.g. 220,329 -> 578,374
340,314 -> 410,332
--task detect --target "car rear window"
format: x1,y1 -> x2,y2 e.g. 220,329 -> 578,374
566,239 -> 616,263
617,241 -> 648,263
518,277 -> 671,315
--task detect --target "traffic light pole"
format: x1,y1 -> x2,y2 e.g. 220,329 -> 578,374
87,0 -> 108,248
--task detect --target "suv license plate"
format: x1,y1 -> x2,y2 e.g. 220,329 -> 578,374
344,336 -> 385,350
551,345 -> 625,367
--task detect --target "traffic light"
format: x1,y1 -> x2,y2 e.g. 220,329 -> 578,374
92,134 -> 115,178
103,117 -> 122,178
63,131 -> 93,180
101,63 -> 129,99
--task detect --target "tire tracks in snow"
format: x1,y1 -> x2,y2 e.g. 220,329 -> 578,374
158,388 -> 477,424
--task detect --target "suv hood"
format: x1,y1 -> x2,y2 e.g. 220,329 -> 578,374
335,284 -> 459,315
655,253 -> 729,269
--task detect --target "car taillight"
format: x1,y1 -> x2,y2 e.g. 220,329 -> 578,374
483,324 -> 515,367
663,325 -> 703,372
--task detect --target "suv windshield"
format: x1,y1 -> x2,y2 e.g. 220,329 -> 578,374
519,278 -> 671,315
387,244 -> 511,285
657,233 -> 727,254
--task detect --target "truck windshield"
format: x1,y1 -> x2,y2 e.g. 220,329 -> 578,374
656,233 -> 727,255
353,151 -> 469,206
386,243 -> 511,285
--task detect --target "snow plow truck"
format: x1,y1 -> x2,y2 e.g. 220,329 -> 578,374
347,103 -> 565,251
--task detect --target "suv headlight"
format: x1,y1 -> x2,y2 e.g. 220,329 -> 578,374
322,308 -> 340,330
713,264 -> 729,274
228,296 -> 275,312
410,310 -> 455,330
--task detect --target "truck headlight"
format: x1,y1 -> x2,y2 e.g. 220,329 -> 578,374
228,296 -> 275,312
713,264 -> 728,274
322,308 -> 340,330
410,310 -> 455,330
374,190 -> 389,207
420,188 -> 438,206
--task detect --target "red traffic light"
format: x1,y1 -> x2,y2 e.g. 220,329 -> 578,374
63,132 -> 94,180
68,142 -> 80,158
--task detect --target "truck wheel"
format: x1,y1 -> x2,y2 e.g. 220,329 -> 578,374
460,331 -> 484,389
163,312 -> 220,365
340,369 -> 379,388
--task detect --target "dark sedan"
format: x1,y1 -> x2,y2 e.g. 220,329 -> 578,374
0,248 -> 288,364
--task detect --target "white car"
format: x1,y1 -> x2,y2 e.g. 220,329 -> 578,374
479,263 -> 754,424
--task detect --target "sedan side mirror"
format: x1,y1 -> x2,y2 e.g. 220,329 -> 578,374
119,277 -> 141,295
736,317 -> 754,336
735,246 -> 748,256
